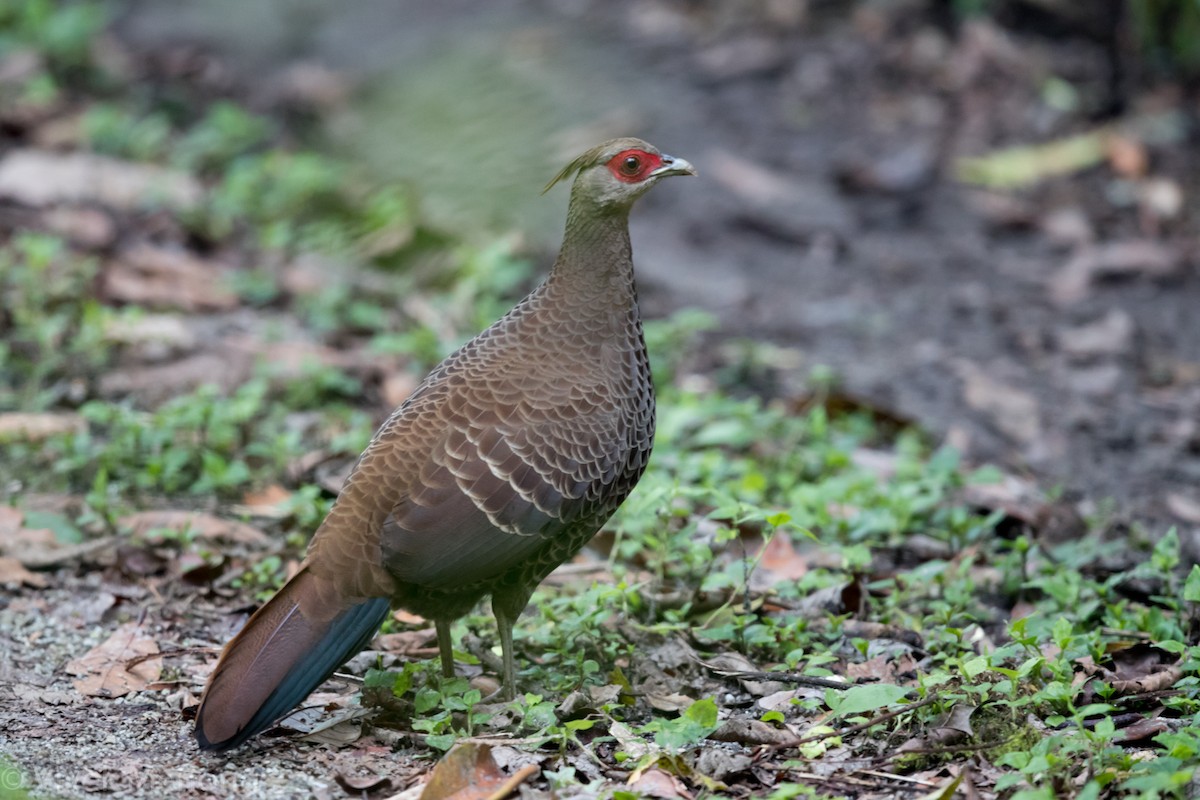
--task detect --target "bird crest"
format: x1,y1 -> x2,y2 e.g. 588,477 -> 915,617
541,138 -> 656,194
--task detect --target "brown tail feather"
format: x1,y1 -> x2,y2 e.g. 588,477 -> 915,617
194,565 -> 390,750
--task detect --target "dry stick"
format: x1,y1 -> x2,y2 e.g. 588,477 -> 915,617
486,763 -> 540,800
714,669 -> 854,691
125,645 -> 217,670
769,694 -> 937,750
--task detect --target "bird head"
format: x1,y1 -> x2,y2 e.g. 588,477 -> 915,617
544,137 -> 696,211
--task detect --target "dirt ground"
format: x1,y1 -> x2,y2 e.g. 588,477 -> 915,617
3,1 -> 1200,798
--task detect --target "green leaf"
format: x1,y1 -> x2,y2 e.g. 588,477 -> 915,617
22,510 -> 83,544
650,697 -> 721,752
961,656 -> 988,680
424,733 -> 457,751
1184,565 -> 1200,603
684,697 -> 718,728
414,687 -> 440,714
826,684 -> 909,717
522,701 -> 558,731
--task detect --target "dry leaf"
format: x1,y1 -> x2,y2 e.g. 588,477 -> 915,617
755,533 -> 808,584
0,508 -> 57,556
646,692 -> 696,712
104,244 -> 238,312
1166,493 -> 1200,524
229,484 -> 294,519
1105,133 -> 1147,178
375,629 -> 438,657
1058,309 -> 1135,360
0,556 -> 47,588
845,652 -> 919,683
709,719 -> 795,746
1051,240 -> 1183,305
1116,716 -> 1171,743
0,149 -> 202,210
628,766 -> 692,799
66,622 -> 162,698
954,360 -> 1041,444
242,484 -> 292,508
40,204 -> 116,248
119,511 -> 271,547
0,412 -> 85,443
99,351 -> 252,402
419,742 -> 537,800
336,770 -> 394,794
102,313 -> 196,356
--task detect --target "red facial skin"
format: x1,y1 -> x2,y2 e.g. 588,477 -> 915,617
605,149 -> 664,184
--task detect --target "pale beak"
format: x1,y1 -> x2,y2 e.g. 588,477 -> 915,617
652,154 -> 697,178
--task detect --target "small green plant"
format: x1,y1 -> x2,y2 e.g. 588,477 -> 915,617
172,102 -> 272,173
83,103 -> 172,161
33,380 -> 306,504
0,0 -> 107,71
0,233 -> 110,409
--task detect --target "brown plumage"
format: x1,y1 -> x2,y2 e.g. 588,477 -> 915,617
194,138 -> 695,751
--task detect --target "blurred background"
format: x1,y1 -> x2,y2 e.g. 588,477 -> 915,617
3,0 -> 1199,532
113,0 -> 1200,532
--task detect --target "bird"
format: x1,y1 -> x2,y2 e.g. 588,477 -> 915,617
194,138 -> 695,751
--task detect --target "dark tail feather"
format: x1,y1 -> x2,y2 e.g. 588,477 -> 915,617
195,566 -> 391,751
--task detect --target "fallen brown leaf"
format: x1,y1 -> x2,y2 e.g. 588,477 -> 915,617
1105,133 -> 1147,178
103,244 -> 238,312
1058,309 -> 1136,361
646,692 -> 697,713
242,484 -> 292,508
755,532 -> 808,583
1051,240 -> 1184,305
954,360 -> 1041,445
119,511 -> 271,547
845,652 -> 919,683
0,149 -> 202,210
375,629 -> 438,657
40,204 -> 116,248
418,742 -> 537,800
336,770 -> 394,794
0,556 -> 48,588
1166,493 -> 1200,524
66,622 -> 162,698
98,351 -> 252,402
1116,716 -> 1171,744
628,766 -> 692,799
896,704 -> 976,753
229,484 -> 295,519
709,719 -> 795,746
0,412 -> 85,443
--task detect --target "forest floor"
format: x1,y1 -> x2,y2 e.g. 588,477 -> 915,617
1,2 -> 1199,799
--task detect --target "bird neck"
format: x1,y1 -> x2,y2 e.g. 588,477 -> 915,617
548,195 -> 638,315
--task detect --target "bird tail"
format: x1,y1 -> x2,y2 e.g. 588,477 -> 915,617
194,564 -> 391,751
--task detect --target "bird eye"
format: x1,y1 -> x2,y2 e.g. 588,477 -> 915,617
621,155 -> 641,174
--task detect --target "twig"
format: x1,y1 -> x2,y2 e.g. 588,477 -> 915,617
708,668 -> 853,691
768,694 -> 935,750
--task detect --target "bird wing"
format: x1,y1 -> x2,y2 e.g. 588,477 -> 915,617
307,311 -> 642,595
377,391 -> 626,590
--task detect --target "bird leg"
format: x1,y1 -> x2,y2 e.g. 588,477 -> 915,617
491,588 -> 533,702
494,610 -> 516,702
435,619 -> 455,679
